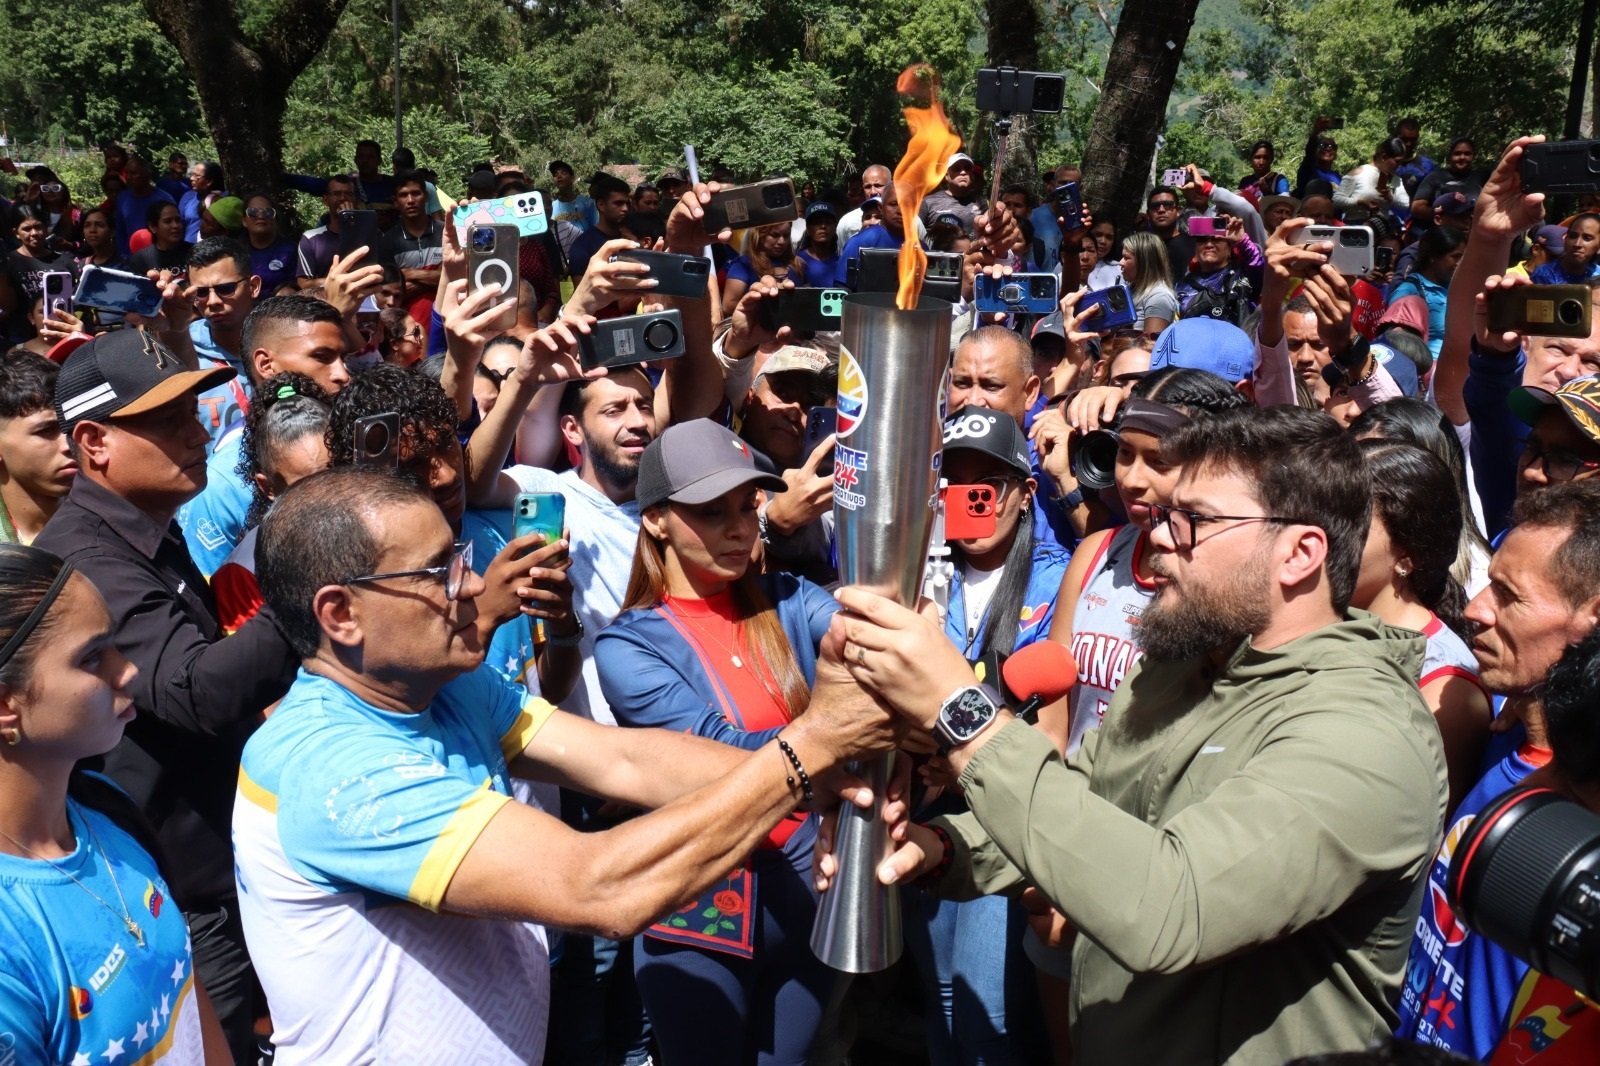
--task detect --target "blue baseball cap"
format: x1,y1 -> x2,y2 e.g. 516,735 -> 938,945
1148,318 -> 1254,384
1370,339 -> 1420,397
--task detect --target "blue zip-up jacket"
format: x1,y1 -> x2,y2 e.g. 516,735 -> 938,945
944,540 -> 1072,659
1463,340 -> 1528,539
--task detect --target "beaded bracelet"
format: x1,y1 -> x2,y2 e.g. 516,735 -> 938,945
913,823 -> 955,885
776,738 -> 814,803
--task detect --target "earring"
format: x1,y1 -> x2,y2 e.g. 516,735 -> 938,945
1,727 -> 19,747
1396,563 -> 1412,577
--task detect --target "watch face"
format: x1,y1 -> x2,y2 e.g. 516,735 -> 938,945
944,688 -> 994,740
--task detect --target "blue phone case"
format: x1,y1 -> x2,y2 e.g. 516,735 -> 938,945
513,492 -> 566,545
973,273 -> 1059,315
1077,284 -> 1138,331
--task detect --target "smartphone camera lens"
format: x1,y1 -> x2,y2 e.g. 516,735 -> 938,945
1343,229 -> 1370,247
471,228 -> 495,252
763,184 -> 794,209
361,421 -> 390,459
967,489 -> 982,502
1560,299 -> 1585,326
1030,278 -> 1053,298
998,283 -> 1024,304
644,319 -> 679,352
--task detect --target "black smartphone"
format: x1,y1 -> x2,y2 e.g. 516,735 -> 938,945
702,178 -> 798,232
577,309 -> 686,370
1486,284 -> 1592,338
853,248 -> 963,303
337,209 -> 383,261
1375,246 -> 1396,272
1520,140 -> 1600,194
611,250 -> 712,298
975,67 -> 1065,114
760,287 -> 848,333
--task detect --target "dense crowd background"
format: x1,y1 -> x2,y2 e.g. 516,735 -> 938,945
0,110 -> 1597,1066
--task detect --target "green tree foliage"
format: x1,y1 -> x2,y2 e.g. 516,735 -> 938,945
1156,0 -> 1575,186
0,0 -> 202,151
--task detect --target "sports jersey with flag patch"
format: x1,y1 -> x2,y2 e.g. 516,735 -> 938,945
234,666 -> 556,1064
0,796 -> 203,1065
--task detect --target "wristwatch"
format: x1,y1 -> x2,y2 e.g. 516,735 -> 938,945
934,685 -> 1000,753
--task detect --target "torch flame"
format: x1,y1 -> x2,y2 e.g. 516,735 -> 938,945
892,65 -> 961,310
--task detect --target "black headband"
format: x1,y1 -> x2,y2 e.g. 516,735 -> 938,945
1119,398 -> 1190,439
0,563 -> 75,669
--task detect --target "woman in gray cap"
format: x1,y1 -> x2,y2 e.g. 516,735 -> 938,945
594,418 -> 838,1065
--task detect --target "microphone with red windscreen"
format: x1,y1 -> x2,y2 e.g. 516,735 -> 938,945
1001,640 -> 1078,723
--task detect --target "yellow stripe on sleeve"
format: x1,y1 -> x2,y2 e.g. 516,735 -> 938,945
408,788 -> 511,911
237,768 -> 278,813
499,697 -> 558,762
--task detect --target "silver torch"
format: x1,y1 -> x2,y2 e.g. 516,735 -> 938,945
811,289 -> 952,972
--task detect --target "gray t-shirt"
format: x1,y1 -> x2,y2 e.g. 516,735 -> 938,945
505,465 -> 641,725
1135,284 -> 1179,329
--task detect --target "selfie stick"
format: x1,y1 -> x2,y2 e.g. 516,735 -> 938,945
683,144 -> 716,263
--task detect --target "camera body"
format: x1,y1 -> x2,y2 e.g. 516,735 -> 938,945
577,309 -> 686,370
974,273 -> 1059,315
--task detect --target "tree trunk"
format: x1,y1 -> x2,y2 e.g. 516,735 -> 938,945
1080,0 -> 1202,233
1569,0 -> 1599,138
985,0 -> 1044,195
142,0 -> 350,191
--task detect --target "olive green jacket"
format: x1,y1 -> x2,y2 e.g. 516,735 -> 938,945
933,610 -> 1447,1065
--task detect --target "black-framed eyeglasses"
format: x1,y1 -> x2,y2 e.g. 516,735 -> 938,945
1523,438 -> 1600,483
189,280 -> 242,301
1149,503 -> 1311,552
246,206 -> 277,220
478,366 -> 511,386
345,541 -> 474,601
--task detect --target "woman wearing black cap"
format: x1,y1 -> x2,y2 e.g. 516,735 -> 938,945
595,418 -> 839,1065
0,543 -> 228,1063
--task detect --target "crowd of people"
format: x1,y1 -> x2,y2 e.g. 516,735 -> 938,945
0,112 -> 1596,1066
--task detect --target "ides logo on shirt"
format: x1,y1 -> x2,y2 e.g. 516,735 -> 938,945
89,943 -> 127,995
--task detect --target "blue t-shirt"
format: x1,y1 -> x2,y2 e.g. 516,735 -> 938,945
0,794 -> 205,1063
549,193 -> 597,232
178,190 -> 202,243
726,255 -> 800,288
1530,259 -> 1600,285
113,188 -> 176,256
188,319 -> 250,455
1395,738 -> 1547,1059
178,426 -> 251,578
835,224 -> 904,286
797,249 -> 840,288
250,239 -> 299,296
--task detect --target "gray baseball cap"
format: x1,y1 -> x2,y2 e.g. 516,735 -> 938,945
636,419 -> 788,511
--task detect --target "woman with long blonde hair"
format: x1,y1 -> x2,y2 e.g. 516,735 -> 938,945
596,418 -> 838,1065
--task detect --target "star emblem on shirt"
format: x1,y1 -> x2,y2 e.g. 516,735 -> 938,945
159,993 -> 171,1021
149,1007 -> 160,1033
171,958 -> 185,985
133,1020 -> 150,1048
72,1053 -> 91,1066
101,1036 -> 125,1061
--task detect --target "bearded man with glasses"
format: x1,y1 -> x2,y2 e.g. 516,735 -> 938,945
821,404 -> 1449,1065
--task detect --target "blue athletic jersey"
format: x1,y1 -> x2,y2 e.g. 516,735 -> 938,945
177,427 -> 250,578
1396,742 -> 1548,1058
234,667 -> 555,1063
0,795 -> 203,1064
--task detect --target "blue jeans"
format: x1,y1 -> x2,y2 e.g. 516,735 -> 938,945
903,888 -> 1038,1066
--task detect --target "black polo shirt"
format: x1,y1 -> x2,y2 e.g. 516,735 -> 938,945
35,476 -> 297,907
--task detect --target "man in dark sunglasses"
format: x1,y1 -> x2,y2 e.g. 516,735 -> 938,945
1143,186 -> 1195,281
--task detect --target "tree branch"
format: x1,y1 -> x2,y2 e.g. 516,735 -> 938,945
256,0 -> 353,79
